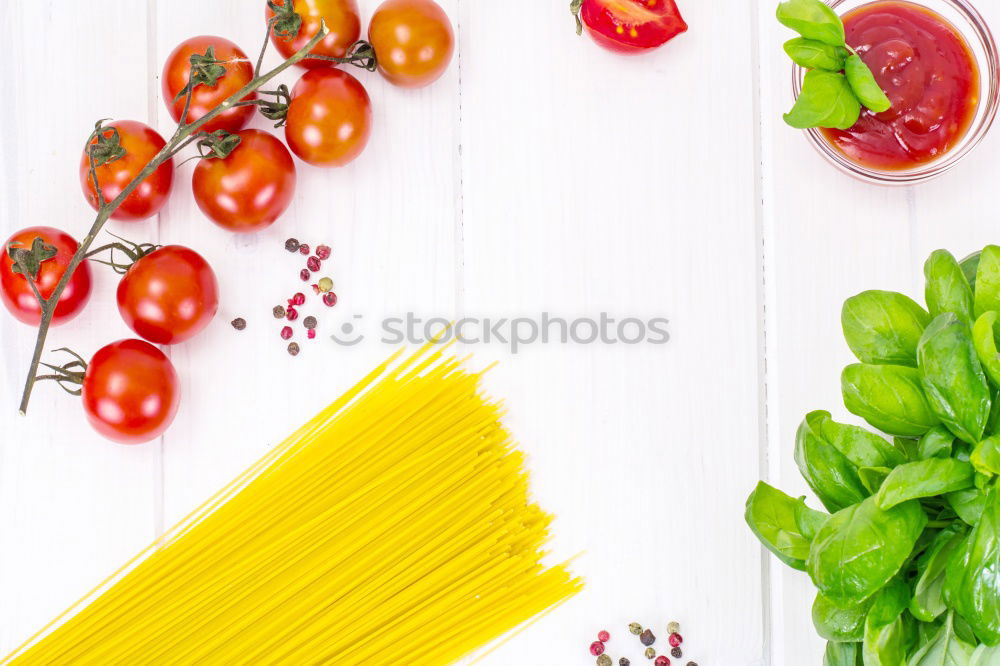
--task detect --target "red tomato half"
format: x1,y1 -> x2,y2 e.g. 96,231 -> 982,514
1,227 -> 92,327
80,120 -> 175,222
192,129 -> 296,232
117,246 -> 219,345
285,68 -> 372,167
579,0 -> 687,54
267,0 -> 361,67
82,339 -> 180,444
162,36 -> 256,133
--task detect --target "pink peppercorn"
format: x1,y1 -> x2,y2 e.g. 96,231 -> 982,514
300,269 -> 311,281
286,307 -> 299,321
292,293 -> 305,306
306,256 -> 321,272
598,631 -> 610,642
280,326 -> 293,340
298,244 -> 310,255
590,641 -> 605,657
668,634 -> 682,648
315,244 -> 331,260
655,657 -> 669,666
323,292 -> 338,307
307,328 -> 316,340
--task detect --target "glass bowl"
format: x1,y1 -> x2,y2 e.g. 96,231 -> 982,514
792,0 -> 999,185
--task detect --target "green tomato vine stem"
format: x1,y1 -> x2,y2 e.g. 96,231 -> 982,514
16,21 -> 331,416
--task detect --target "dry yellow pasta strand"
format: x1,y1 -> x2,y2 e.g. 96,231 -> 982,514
3,345 -> 582,665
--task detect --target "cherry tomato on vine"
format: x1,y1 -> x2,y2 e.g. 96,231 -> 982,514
1,227 -> 92,327
192,130 -> 296,232
162,36 -> 257,134
79,120 -> 175,222
266,0 -> 361,67
574,0 -> 688,54
368,0 -> 454,88
82,339 -> 180,444
117,246 -> 219,345
285,68 -> 372,167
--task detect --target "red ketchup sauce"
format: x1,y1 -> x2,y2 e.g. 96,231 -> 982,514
820,1 -> 979,171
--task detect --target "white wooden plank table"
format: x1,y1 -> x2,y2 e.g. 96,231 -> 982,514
3,0 -> 995,664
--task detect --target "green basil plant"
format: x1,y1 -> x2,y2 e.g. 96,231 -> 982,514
746,247 -> 1000,662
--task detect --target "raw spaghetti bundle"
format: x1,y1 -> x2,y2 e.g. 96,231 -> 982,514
4,345 -> 581,665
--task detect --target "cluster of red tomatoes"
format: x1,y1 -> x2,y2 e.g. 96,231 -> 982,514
1,0 -> 454,445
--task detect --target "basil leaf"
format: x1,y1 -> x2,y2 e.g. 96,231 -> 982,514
795,497 -> 831,540
795,412 -> 870,512
907,612 -> 976,665
972,311 -> 1000,387
785,70 -> 861,130
745,481 -> 811,570
844,54 -> 891,113
784,37 -> 849,70
825,641 -> 864,666
926,249 -> 975,325
962,251 -> 982,291
858,466 -> 891,494
815,410 -> 907,469
947,488 -> 988,526
918,313 -> 992,444
842,364 -> 941,437
875,458 -> 975,510
944,489 -> 1000,645
777,0 -> 846,46
918,426 -> 956,460
842,290 -> 931,367
862,578 -> 915,666
971,643 -> 1000,665
807,496 -> 927,607
971,436 -> 1000,475
974,245 -> 1000,319
814,592 -> 872,642
910,525 -> 967,622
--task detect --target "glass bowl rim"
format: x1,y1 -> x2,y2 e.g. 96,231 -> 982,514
792,0 -> 1000,186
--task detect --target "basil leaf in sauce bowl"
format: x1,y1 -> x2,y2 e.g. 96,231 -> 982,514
777,0 -> 846,46
785,70 -> 861,131
785,37 -> 849,70
845,54 -> 891,113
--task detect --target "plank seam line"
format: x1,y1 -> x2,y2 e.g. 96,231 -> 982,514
750,0 -> 773,663
146,0 -> 166,539
453,0 -> 466,317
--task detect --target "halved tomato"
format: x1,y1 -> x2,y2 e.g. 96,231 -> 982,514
576,0 -> 687,54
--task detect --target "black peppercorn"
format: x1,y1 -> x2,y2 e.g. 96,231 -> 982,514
285,238 -> 300,253
619,659 -> 630,666
287,342 -> 300,356
273,305 -> 286,319
303,316 -> 317,330
671,647 -> 682,658
640,629 -> 656,646
231,317 -> 246,331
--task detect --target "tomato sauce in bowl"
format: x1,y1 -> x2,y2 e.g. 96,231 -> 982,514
819,1 -> 979,171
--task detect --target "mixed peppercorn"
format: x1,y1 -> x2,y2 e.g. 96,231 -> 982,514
273,237 -> 339,356
588,622 -> 697,666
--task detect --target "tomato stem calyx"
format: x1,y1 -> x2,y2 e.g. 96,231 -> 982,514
8,237 -> 57,281
570,0 -> 584,36
307,40 -> 379,73
35,348 -> 88,397
268,0 -> 304,41
84,232 -> 159,275
172,47 -> 229,104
